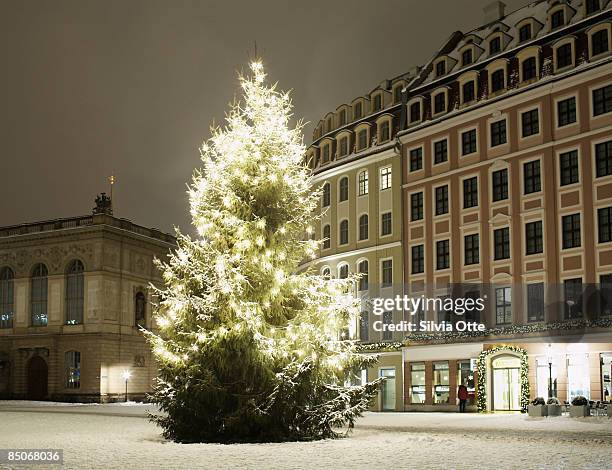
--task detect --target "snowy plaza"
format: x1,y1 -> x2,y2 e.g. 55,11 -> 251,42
1,401 -> 611,469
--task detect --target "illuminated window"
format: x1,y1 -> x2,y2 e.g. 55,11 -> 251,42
31,263 -> 48,327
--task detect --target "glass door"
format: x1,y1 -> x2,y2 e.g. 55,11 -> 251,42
493,368 -> 520,411
380,368 -> 396,411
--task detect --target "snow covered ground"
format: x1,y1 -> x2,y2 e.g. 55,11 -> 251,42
1,402 -> 611,469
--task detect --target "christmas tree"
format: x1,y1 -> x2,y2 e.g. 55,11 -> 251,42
146,61 -> 380,443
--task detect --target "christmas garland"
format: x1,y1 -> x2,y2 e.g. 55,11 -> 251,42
476,346 -> 530,413
356,341 -> 404,352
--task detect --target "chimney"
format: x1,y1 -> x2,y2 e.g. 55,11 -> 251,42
483,1 -> 506,23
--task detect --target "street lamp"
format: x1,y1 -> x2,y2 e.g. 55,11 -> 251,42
546,344 -> 553,400
122,370 -> 132,402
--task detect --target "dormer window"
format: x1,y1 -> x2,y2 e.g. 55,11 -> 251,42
357,128 -> 368,151
586,0 -> 600,15
393,85 -> 403,104
435,60 -> 446,77
489,36 -> 501,55
372,94 -> 382,112
519,24 -> 532,42
462,49 -> 473,66
556,42 -> 573,69
551,9 -> 565,30
409,101 -> 421,123
522,57 -> 537,81
338,109 -> 346,126
591,28 -> 610,57
354,101 -> 363,120
379,120 -> 390,143
322,144 -> 330,163
463,81 -> 475,103
433,91 -> 446,114
338,136 -> 348,157
491,69 -> 505,93
326,116 -> 333,133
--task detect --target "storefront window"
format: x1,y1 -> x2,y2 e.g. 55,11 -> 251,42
536,357 -> 558,398
410,363 -> 426,404
602,353 -> 612,402
567,354 -> 590,400
457,360 -> 475,405
433,361 -> 450,404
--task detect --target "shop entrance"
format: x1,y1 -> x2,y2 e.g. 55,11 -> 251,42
380,368 -> 396,411
492,356 -> 521,411
27,356 -> 48,400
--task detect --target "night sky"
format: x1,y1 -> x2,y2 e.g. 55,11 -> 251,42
1,0 -> 527,234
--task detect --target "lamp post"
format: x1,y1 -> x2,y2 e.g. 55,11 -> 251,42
122,370 -> 132,402
547,344 -> 553,400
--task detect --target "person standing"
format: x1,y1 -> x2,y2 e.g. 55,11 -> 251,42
458,384 -> 468,412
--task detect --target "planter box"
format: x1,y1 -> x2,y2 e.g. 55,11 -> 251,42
547,404 -> 562,416
528,405 -> 548,417
569,405 -> 590,417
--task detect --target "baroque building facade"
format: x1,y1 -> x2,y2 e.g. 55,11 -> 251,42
0,198 -> 174,402
306,0 -> 612,412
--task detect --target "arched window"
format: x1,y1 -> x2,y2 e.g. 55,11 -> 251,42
338,264 -> 349,279
65,260 -> 84,325
323,225 -> 331,249
358,260 -> 369,291
321,267 -> 331,279
135,291 -> 146,328
0,267 -> 14,329
339,220 -> 349,245
65,350 -> 81,389
31,263 -> 48,326
322,183 -> 331,207
359,214 -> 369,241
339,177 -> 349,202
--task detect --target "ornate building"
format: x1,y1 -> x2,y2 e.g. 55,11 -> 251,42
0,197 -> 175,402
306,0 -> 612,412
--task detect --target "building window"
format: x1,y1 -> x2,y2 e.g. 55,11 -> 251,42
596,141 -> 612,177
323,225 -> 331,249
491,69 -> 505,93
358,260 -> 369,291
379,120 -> 390,142
524,160 -> 541,194
462,48 -> 473,66
525,221 -> 543,255
410,363 -> 426,404
322,183 -> 330,207
528,283 -> 545,322
357,129 -> 368,150
559,150 -> 579,186
435,185 -> 449,215
495,287 -> 512,325
492,169 -> 508,201
436,239 -> 450,270
464,234 -> 479,265
393,85 -> 403,104
354,101 -> 363,120
519,23 -> 532,42
339,177 -> 349,202
359,311 -> 369,341
458,360 -> 476,403
489,36 -> 501,55
593,85 -> 612,116
381,259 -> 393,287
338,264 -> 349,280
564,278 -> 583,319
0,267 -> 14,329
600,274 -> 612,317
556,43 -> 573,69
599,207 -> 612,243
433,362 -> 450,404
586,0 -> 601,15
380,167 -> 391,190
321,267 -> 331,279
434,92 -> 446,114
434,139 -> 448,164
358,170 -> 368,196
410,102 -> 421,123
358,214 -> 369,241
411,192 -> 424,221
463,81 -> 475,103
374,212 -> 390,238
463,177 -> 478,208
322,144 -> 330,163
557,97 -> 576,127
562,213 -> 581,249
410,147 -> 423,171
65,260 -> 84,325
435,60 -> 446,77
490,119 -> 507,147
372,94 -> 382,112
494,227 -> 510,260
412,245 -> 424,274
567,354 -> 590,400
522,57 -> 537,81
521,108 -> 539,137
338,136 -> 348,157
592,29 -> 609,56
135,291 -> 146,328
550,9 -> 564,30
338,109 -> 346,126
65,350 -> 81,389
31,263 -> 48,327
461,129 -> 477,155
339,220 -> 349,245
